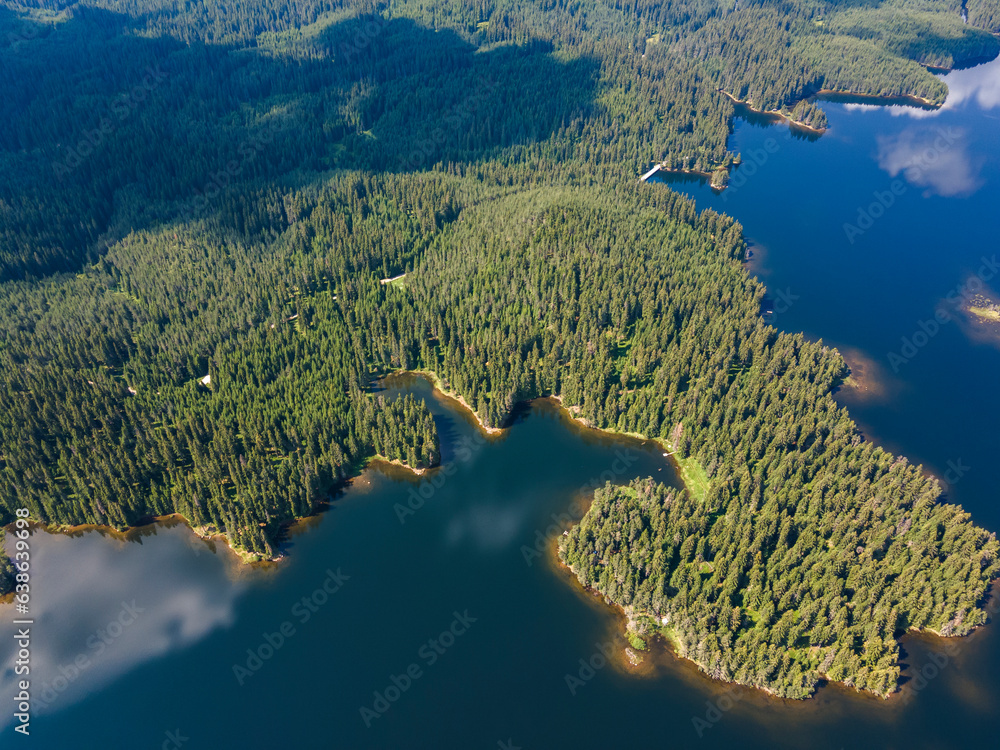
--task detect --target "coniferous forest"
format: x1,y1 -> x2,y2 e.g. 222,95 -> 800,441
1,0 -> 998,695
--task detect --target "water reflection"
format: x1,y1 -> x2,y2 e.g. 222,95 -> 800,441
835,58 -> 1000,195
902,54 -> 1000,117
445,500 -> 532,551
842,53 -> 1000,119
730,102 -> 824,141
876,126 -> 984,196
0,524 -> 248,728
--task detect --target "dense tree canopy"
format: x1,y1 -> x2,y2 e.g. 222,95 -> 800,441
0,0 -> 996,693
561,475 -> 998,698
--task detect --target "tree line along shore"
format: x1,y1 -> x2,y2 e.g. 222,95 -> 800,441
1,0 -> 998,696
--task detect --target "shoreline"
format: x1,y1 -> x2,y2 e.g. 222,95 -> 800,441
404,369 -> 505,436
6,372 -> 686,566
0,369 -> 510,567
546,396 -> 706,501
53,514 -> 284,565
544,533 -> 660,678
366,454 -> 429,476
647,165 -> 730,191
549,532 -> 789,696
6,368 -> 995,703
812,88 -> 941,109
3,514 -> 279,566
647,82 -> 949,192
552,523 -> 994,702
546,395 -> 693,489
723,86 -> 944,132
656,166 -> 718,181
721,90 -> 829,134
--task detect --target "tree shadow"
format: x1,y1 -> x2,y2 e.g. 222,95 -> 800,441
0,7 -> 600,280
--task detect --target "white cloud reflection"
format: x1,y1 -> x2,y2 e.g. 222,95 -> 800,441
843,55 -> 1000,119
876,127 -> 984,196
445,501 -> 529,551
933,59 -> 1000,113
0,525 -> 246,730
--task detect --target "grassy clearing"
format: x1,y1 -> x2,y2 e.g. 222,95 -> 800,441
675,454 -> 710,502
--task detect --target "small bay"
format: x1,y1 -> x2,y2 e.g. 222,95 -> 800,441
3,58 -> 1000,750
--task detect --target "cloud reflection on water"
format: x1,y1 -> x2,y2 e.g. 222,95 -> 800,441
931,59 -> 1000,113
837,57 -> 998,196
445,501 -> 530,551
842,55 -> 1000,120
0,525 -> 246,729
876,127 -> 984,196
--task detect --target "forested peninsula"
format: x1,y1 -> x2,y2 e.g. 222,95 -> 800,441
1,0 -> 998,697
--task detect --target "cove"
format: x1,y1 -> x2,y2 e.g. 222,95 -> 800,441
4,372 -> 999,748
3,60 -> 1000,749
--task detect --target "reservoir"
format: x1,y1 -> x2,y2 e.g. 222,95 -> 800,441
3,57 -> 1000,749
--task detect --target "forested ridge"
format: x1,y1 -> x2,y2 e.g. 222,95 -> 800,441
3,0 -> 998,281
1,0 -> 997,694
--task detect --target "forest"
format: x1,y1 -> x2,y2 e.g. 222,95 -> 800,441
1,0 -> 998,694
0,536 -> 13,595
561,476 -> 998,698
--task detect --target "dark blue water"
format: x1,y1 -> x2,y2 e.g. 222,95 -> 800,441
659,56 -> 1000,533
3,58 -> 1000,749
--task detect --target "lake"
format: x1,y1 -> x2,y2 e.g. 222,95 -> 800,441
3,57 -> 1000,748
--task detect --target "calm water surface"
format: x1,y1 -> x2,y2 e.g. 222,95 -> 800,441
3,58 -> 1000,749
